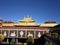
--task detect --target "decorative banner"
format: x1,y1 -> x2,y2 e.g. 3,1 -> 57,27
2,30 -> 8,37
9,30 -> 17,38
36,31 -> 43,38
27,31 -> 34,37
18,30 -> 25,38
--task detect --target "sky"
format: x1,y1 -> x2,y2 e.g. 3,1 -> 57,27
0,0 -> 60,24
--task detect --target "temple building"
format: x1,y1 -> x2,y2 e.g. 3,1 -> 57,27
0,16 -> 58,42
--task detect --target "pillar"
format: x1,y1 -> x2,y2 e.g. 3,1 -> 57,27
7,38 -> 9,43
34,30 -> 36,39
25,30 -> 27,38
16,38 -> 18,43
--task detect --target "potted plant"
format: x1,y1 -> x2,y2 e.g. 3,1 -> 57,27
0,34 -> 4,45
26,35 -> 34,45
10,38 -> 16,45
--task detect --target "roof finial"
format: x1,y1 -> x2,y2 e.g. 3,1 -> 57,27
27,15 -> 29,18
29,16 -> 32,18
24,15 -> 32,19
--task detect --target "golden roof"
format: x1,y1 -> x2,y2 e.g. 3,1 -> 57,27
19,16 -> 35,22
40,23 -> 58,27
17,16 -> 37,26
0,16 -> 58,27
